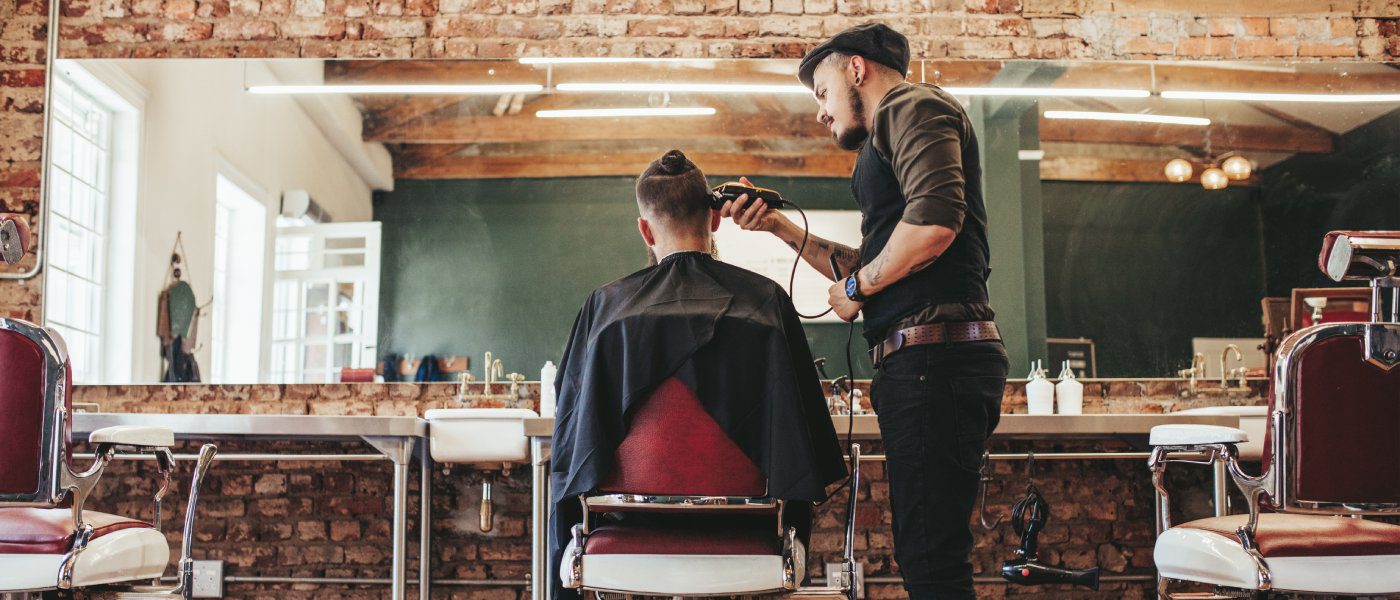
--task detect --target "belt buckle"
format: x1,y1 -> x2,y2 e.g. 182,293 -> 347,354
872,330 -> 906,368
890,330 -> 907,353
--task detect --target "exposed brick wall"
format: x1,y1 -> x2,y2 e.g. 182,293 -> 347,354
80,436 -> 1207,599
49,1 -> 1400,60
65,381 -> 1262,598
73,378 -> 1267,416
0,0 -> 46,320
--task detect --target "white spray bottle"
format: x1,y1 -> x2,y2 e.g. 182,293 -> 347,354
539,361 -> 557,417
1056,360 -> 1083,415
1026,360 -> 1055,416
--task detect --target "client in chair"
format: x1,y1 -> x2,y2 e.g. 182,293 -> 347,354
549,150 -> 848,600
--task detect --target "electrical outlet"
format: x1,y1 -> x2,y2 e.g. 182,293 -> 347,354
824,561 -> 865,599
190,560 -> 223,598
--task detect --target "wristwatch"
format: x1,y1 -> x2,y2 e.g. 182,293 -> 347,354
844,272 -> 868,302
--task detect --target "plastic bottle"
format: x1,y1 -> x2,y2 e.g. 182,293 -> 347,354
1055,360 -> 1083,415
1026,360 -> 1055,416
539,361 -> 557,417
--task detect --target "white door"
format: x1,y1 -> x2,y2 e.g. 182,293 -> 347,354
268,222 -> 381,383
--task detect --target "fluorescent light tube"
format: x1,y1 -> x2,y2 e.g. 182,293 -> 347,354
557,83 -> 811,94
247,84 -> 544,95
942,87 -> 1151,98
1161,90 -> 1400,103
1043,110 -> 1211,126
535,107 -> 718,118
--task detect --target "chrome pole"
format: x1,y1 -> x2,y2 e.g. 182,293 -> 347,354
1212,459 -> 1228,517
530,437 -> 547,600
420,449 -> 431,600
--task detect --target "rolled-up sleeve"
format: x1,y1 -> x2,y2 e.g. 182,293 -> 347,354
874,91 -> 969,232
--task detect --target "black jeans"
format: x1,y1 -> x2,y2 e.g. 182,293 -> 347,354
871,339 -> 1009,600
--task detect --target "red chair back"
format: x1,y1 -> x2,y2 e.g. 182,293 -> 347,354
0,319 -> 71,505
1262,230 -> 1400,514
600,377 -> 766,497
1268,326 -> 1400,510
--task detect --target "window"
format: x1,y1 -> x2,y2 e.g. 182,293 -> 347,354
44,69 -> 123,383
269,222 -> 381,383
210,173 -> 268,383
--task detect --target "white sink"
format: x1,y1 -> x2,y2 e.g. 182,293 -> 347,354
425,408 -> 536,463
1174,405 -> 1268,461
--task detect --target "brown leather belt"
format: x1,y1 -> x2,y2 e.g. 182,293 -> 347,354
870,321 -> 1001,367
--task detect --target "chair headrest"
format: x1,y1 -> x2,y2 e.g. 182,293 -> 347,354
1319,230 -> 1400,282
0,214 -> 30,266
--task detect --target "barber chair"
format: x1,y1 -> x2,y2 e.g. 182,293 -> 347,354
561,377 -> 860,599
1147,231 -> 1400,598
0,318 -> 218,598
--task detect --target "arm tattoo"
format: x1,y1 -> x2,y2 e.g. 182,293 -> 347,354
909,254 -> 939,275
833,246 -> 860,270
866,252 -> 891,286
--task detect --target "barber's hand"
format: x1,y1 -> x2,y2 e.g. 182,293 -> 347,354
827,279 -> 863,322
720,176 -> 788,234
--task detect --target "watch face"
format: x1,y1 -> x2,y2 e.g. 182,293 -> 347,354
845,275 -> 858,299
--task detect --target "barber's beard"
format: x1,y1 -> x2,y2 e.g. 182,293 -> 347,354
834,84 -> 870,151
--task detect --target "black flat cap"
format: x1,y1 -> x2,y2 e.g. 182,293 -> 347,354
798,23 -> 910,89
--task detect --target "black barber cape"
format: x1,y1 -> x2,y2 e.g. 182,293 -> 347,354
549,251 -> 847,599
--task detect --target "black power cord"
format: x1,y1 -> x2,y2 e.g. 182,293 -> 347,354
713,183 -> 859,503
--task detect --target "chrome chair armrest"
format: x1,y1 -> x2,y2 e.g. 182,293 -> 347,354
1148,442 -> 1276,591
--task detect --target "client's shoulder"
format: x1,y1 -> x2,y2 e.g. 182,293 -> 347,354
706,259 -> 791,304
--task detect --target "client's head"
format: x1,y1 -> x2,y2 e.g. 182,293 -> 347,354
635,149 -> 721,265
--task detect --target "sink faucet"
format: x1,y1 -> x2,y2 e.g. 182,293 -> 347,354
1220,344 -> 1243,387
1177,352 -> 1206,393
483,352 -> 504,386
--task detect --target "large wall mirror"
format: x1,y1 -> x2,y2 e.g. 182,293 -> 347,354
43,57 -> 1400,384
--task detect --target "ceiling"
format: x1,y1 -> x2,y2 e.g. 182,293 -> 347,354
325,59 -> 1400,185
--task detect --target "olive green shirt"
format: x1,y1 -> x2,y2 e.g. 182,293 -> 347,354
868,83 -> 996,331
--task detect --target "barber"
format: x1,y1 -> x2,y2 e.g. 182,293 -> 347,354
722,23 -> 1008,600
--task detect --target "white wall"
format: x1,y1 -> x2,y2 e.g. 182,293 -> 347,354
91,59 -> 379,383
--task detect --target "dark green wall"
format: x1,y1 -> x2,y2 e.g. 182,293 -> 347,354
374,176 -> 877,380
1041,182 -> 1266,377
1260,108 -> 1400,295
375,108 -> 1400,382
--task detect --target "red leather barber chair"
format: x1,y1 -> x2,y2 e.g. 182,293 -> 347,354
1147,231 -> 1400,598
0,318 -> 218,597
561,377 -> 860,599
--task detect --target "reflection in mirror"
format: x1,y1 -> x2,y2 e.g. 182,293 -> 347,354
44,58 -> 1400,384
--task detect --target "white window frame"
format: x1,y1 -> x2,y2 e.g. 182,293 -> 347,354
43,60 -> 144,384
268,221 -> 381,383
210,163 -> 271,383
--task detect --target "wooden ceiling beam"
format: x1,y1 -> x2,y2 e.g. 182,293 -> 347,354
371,109 -> 1329,156
368,112 -> 828,144
1039,119 -> 1334,154
395,151 -> 856,179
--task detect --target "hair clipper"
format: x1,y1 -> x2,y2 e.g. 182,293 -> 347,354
709,182 -> 785,211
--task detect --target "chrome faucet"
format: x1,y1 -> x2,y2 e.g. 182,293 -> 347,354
1219,344 -> 1242,387
483,352 -> 504,386
506,372 -> 526,399
1177,352 -> 1206,394
455,371 -> 476,403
